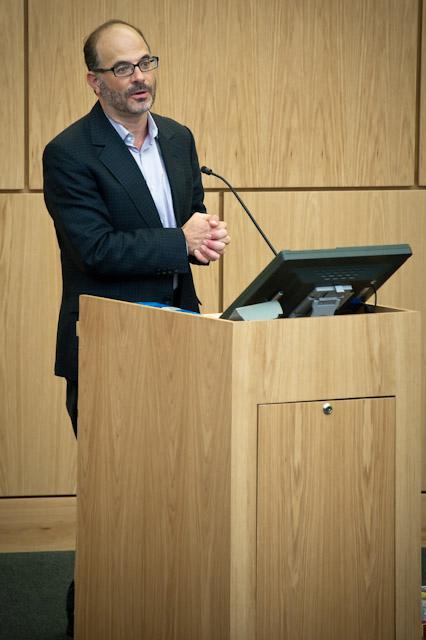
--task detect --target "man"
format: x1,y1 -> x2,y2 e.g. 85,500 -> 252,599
44,19 -> 229,430
43,19 -> 229,637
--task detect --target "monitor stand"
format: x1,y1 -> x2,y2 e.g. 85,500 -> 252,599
228,285 -> 354,321
291,284 -> 353,317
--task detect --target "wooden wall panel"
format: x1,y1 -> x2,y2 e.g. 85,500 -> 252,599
0,195 -> 76,496
176,0 -> 417,189
0,0 -> 25,188
223,189 -> 426,486
29,0 -> 417,189
29,0 -> 100,188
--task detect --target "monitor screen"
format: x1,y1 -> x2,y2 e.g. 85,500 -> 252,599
220,244 -> 412,320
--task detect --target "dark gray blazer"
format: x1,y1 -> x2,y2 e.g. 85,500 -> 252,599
43,101 -> 206,381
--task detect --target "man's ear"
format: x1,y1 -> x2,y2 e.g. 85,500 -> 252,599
86,72 -> 101,95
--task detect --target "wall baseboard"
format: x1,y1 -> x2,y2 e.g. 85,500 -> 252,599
0,496 -> 76,552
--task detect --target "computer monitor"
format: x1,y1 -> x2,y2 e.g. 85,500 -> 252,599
220,244 -> 412,320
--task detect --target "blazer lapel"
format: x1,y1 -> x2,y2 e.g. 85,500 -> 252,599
89,102 -> 162,228
154,115 -> 187,226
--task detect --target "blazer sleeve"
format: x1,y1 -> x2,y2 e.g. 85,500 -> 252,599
43,142 -> 190,279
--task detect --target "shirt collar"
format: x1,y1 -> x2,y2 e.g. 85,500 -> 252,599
105,111 -> 158,147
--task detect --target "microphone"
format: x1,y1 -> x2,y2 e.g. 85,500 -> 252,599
200,166 -> 278,256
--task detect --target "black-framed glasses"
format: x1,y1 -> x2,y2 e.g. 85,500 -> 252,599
93,55 -> 159,77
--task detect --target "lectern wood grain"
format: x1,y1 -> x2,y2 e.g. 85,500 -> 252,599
77,298 -> 420,640
77,301 -> 232,639
257,398 -> 395,640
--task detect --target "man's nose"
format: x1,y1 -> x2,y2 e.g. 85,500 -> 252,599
131,64 -> 147,80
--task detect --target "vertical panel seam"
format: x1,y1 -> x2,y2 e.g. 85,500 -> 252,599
415,0 -> 424,185
24,0 -> 29,190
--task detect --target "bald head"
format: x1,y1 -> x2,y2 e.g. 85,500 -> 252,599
84,20 -> 150,71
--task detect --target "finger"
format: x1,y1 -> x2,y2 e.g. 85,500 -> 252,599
209,234 -> 230,247
210,229 -> 229,241
198,244 -> 221,261
193,248 -> 210,264
203,239 -> 226,252
207,215 -> 220,227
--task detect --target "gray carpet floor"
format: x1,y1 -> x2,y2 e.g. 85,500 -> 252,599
0,551 -> 74,640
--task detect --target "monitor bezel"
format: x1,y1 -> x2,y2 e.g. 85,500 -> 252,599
220,244 -> 412,320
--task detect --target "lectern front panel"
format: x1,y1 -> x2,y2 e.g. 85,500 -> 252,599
257,397 -> 395,640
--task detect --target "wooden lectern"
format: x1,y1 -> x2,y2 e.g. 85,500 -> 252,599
76,296 -> 421,640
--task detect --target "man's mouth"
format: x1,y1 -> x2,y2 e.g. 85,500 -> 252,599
129,87 -> 150,99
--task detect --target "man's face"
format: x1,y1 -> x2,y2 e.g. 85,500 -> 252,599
88,25 -> 157,119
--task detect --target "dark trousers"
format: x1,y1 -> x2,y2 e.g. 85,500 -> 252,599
66,379 -> 78,437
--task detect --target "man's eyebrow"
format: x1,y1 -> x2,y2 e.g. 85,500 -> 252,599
112,54 -> 151,65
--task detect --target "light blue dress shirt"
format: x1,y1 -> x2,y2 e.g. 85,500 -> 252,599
106,112 -> 177,229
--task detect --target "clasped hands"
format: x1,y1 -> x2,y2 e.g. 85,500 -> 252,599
182,212 -> 230,264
